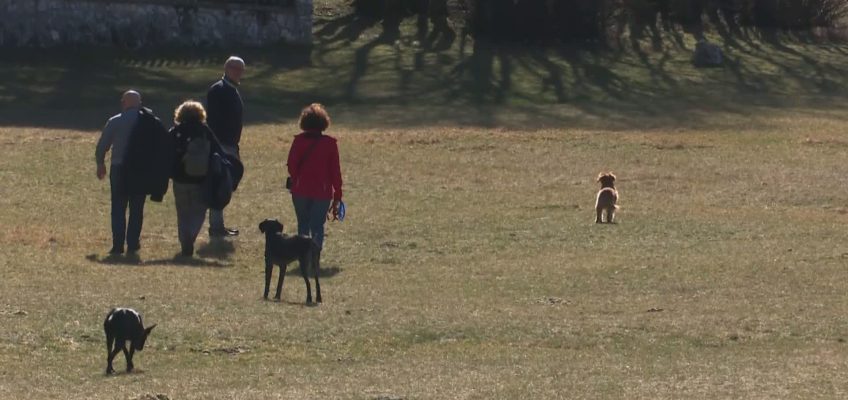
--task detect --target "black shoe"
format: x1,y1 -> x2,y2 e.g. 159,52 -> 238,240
127,246 -> 140,255
108,247 -> 124,255
180,245 -> 194,257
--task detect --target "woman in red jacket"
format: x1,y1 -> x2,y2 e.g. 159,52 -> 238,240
286,103 -> 343,252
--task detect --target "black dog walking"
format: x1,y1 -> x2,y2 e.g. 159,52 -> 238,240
103,308 -> 156,374
258,219 -> 322,304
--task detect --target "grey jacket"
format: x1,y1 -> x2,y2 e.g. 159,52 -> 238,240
95,108 -> 139,166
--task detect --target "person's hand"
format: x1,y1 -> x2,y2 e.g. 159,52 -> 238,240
96,164 -> 107,180
328,200 -> 340,221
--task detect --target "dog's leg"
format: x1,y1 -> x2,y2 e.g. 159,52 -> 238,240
299,256 -> 313,304
595,208 -> 603,224
274,264 -> 286,301
105,333 -> 116,374
126,346 -> 135,372
608,208 -> 616,224
108,346 -> 122,374
314,248 -> 322,303
263,255 -> 273,299
116,342 -> 129,372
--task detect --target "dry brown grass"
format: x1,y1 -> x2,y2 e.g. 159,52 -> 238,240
1,105 -> 848,399
3,4 -> 848,397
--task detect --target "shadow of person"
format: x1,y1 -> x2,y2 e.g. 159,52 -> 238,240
87,252 -> 229,268
196,238 -> 236,260
86,253 -> 142,266
143,253 -> 230,268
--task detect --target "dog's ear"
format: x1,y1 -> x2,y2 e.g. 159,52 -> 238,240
607,172 -> 616,181
144,324 -> 156,336
597,172 -> 605,182
259,219 -> 276,233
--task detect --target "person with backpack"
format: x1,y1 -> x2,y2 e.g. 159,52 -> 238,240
170,101 -> 222,257
96,90 -> 172,256
286,103 -> 344,261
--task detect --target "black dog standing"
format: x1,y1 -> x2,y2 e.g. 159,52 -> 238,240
258,219 -> 322,304
103,308 -> 156,374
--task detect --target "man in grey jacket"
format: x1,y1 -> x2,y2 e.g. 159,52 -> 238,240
95,90 -> 145,255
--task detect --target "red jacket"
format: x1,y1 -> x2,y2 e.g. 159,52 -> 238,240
287,131 -> 343,201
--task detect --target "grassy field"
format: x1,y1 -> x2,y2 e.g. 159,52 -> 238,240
3,111 -> 848,399
3,3 -> 848,400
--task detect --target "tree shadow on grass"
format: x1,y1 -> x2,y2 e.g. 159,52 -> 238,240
314,11 -> 379,44
0,45 -> 313,131
3,8 -> 848,132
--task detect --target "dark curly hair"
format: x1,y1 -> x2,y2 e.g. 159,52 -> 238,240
299,103 -> 331,132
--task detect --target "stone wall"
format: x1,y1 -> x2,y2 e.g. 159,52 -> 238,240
0,0 -> 313,47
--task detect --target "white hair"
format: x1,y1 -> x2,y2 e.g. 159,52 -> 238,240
225,56 -> 245,69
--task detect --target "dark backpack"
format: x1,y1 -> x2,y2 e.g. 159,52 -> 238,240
203,151 -> 234,210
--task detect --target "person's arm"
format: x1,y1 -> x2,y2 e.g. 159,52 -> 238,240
206,86 -> 223,134
95,119 -> 115,179
328,139 -> 343,220
205,124 -> 227,156
207,85 -> 237,145
221,89 -> 239,144
286,136 -> 300,178
169,126 -> 183,178
205,88 -> 215,118
329,140 -> 343,201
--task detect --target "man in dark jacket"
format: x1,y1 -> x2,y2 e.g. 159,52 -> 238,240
205,56 -> 245,237
96,90 -> 171,255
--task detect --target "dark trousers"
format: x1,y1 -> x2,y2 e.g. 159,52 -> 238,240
110,165 -> 146,251
209,144 -> 239,231
292,195 -> 331,249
